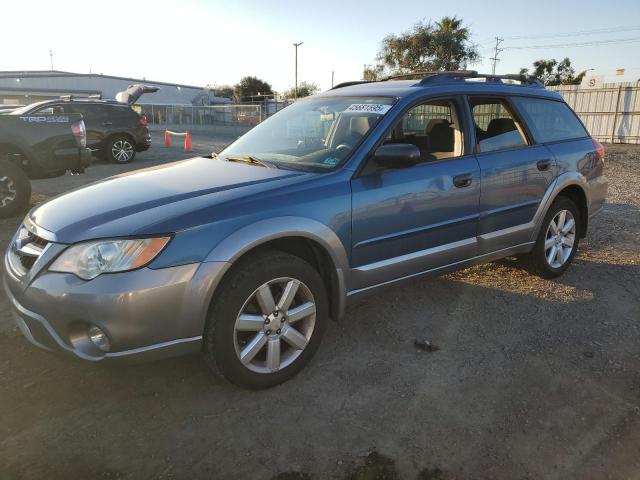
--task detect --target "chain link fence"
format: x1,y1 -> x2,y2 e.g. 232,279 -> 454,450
133,102 -> 292,135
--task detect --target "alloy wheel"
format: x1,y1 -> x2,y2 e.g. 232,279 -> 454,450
0,175 -> 17,207
544,209 -> 576,269
233,277 -> 316,374
111,139 -> 134,162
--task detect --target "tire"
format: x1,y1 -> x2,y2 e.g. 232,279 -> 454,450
106,136 -> 136,164
204,250 -> 328,389
526,196 -> 580,279
0,160 -> 31,219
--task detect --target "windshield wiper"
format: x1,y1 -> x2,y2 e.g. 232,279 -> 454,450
224,155 -> 278,169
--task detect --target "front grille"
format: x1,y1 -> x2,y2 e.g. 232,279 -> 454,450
8,226 -> 50,275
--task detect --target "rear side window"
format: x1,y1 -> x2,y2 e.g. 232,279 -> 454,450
469,98 -> 528,153
71,104 -> 110,120
34,104 -> 68,114
512,97 -> 588,143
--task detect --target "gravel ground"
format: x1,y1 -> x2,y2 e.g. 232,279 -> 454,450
0,136 -> 638,480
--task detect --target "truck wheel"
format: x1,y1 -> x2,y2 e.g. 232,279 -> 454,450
526,196 -> 580,279
0,160 -> 31,219
204,250 -> 328,389
106,136 -> 136,164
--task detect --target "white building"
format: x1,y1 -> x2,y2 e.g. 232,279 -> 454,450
0,70 -> 231,106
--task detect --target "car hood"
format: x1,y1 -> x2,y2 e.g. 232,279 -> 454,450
30,157 -> 307,243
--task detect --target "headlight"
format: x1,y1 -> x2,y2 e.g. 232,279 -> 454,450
50,237 -> 171,280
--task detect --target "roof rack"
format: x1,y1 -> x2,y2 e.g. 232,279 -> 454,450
383,70 -> 476,81
331,70 -> 544,90
59,94 -> 104,101
331,80 -> 373,90
417,70 -> 543,87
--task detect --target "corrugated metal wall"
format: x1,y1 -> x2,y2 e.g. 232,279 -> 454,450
549,81 -> 640,144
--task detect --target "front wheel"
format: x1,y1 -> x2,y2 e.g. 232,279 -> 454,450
106,136 -> 136,164
526,196 -> 580,279
0,160 -> 31,219
204,250 -> 328,389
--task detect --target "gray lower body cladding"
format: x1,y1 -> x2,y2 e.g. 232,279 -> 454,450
3,258 -> 229,363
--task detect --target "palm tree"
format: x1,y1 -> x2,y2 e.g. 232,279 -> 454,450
433,16 -> 478,71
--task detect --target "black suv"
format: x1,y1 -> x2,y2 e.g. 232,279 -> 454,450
13,84 -> 158,163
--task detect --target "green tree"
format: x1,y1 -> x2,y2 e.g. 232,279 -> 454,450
214,85 -> 235,100
376,16 -> 479,75
520,58 -> 586,86
234,76 -> 273,102
363,65 -> 385,81
283,81 -> 320,99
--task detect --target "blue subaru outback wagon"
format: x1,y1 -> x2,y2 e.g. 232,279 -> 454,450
5,71 -> 608,388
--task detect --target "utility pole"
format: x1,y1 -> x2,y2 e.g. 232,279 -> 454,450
293,42 -> 303,99
489,37 -> 503,75
49,49 -> 54,70
331,70 -> 334,88
363,64 -> 371,80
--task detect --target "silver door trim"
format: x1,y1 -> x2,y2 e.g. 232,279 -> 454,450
347,241 -> 534,298
350,237 -> 477,290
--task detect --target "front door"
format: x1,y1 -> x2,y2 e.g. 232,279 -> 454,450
350,98 -> 480,291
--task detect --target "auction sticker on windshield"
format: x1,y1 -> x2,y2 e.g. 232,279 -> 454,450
344,104 -> 392,114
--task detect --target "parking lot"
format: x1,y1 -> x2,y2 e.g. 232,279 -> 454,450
0,133 -> 638,479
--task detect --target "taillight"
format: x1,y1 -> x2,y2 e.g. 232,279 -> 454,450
71,120 -> 87,147
139,115 -> 148,126
592,138 -> 605,162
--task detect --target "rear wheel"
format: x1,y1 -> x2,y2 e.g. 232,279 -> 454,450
106,136 -> 136,164
526,197 -> 580,278
204,250 -> 328,389
0,160 -> 31,219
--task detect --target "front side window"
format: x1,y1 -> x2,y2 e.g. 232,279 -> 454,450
220,96 -> 396,172
511,97 -> 588,143
384,98 -> 463,161
470,98 -> 527,153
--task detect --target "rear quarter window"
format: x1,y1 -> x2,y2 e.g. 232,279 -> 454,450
512,97 -> 588,143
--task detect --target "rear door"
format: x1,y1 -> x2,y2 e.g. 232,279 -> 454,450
70,103 -> 112,149
467,96 -> 557,253
350,96 -> 480,290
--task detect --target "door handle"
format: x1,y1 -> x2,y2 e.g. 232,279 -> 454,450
102,121 -> 113,126
453,173 -> 473,188
537,159 -> 552,171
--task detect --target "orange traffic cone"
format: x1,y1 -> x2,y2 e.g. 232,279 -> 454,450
164,130 -> 171,147
184,131 -> 193,152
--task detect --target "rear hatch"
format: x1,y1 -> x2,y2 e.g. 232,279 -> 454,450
115,84 -> 159,105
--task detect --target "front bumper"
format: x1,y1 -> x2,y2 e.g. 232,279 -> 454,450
4,244 -> 229,363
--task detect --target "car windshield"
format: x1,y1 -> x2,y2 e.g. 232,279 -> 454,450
220,96 -> 396,172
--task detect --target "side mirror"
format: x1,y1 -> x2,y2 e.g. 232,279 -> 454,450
373,143 -> 420,169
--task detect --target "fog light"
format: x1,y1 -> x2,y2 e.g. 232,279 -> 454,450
87,325 -> 111,352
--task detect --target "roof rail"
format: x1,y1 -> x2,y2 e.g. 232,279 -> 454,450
331,80 -> 373,90
330,70 -> 544,91
418,71 -> 543,87
385,70 -> 478,82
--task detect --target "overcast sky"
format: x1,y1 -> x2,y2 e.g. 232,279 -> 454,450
2,0 -> 640,92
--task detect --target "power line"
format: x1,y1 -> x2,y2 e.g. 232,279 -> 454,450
504,25 -> 640,40
505,36 -> 640,50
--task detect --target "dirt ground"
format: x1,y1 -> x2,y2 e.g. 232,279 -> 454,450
0,134 -> 638,480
